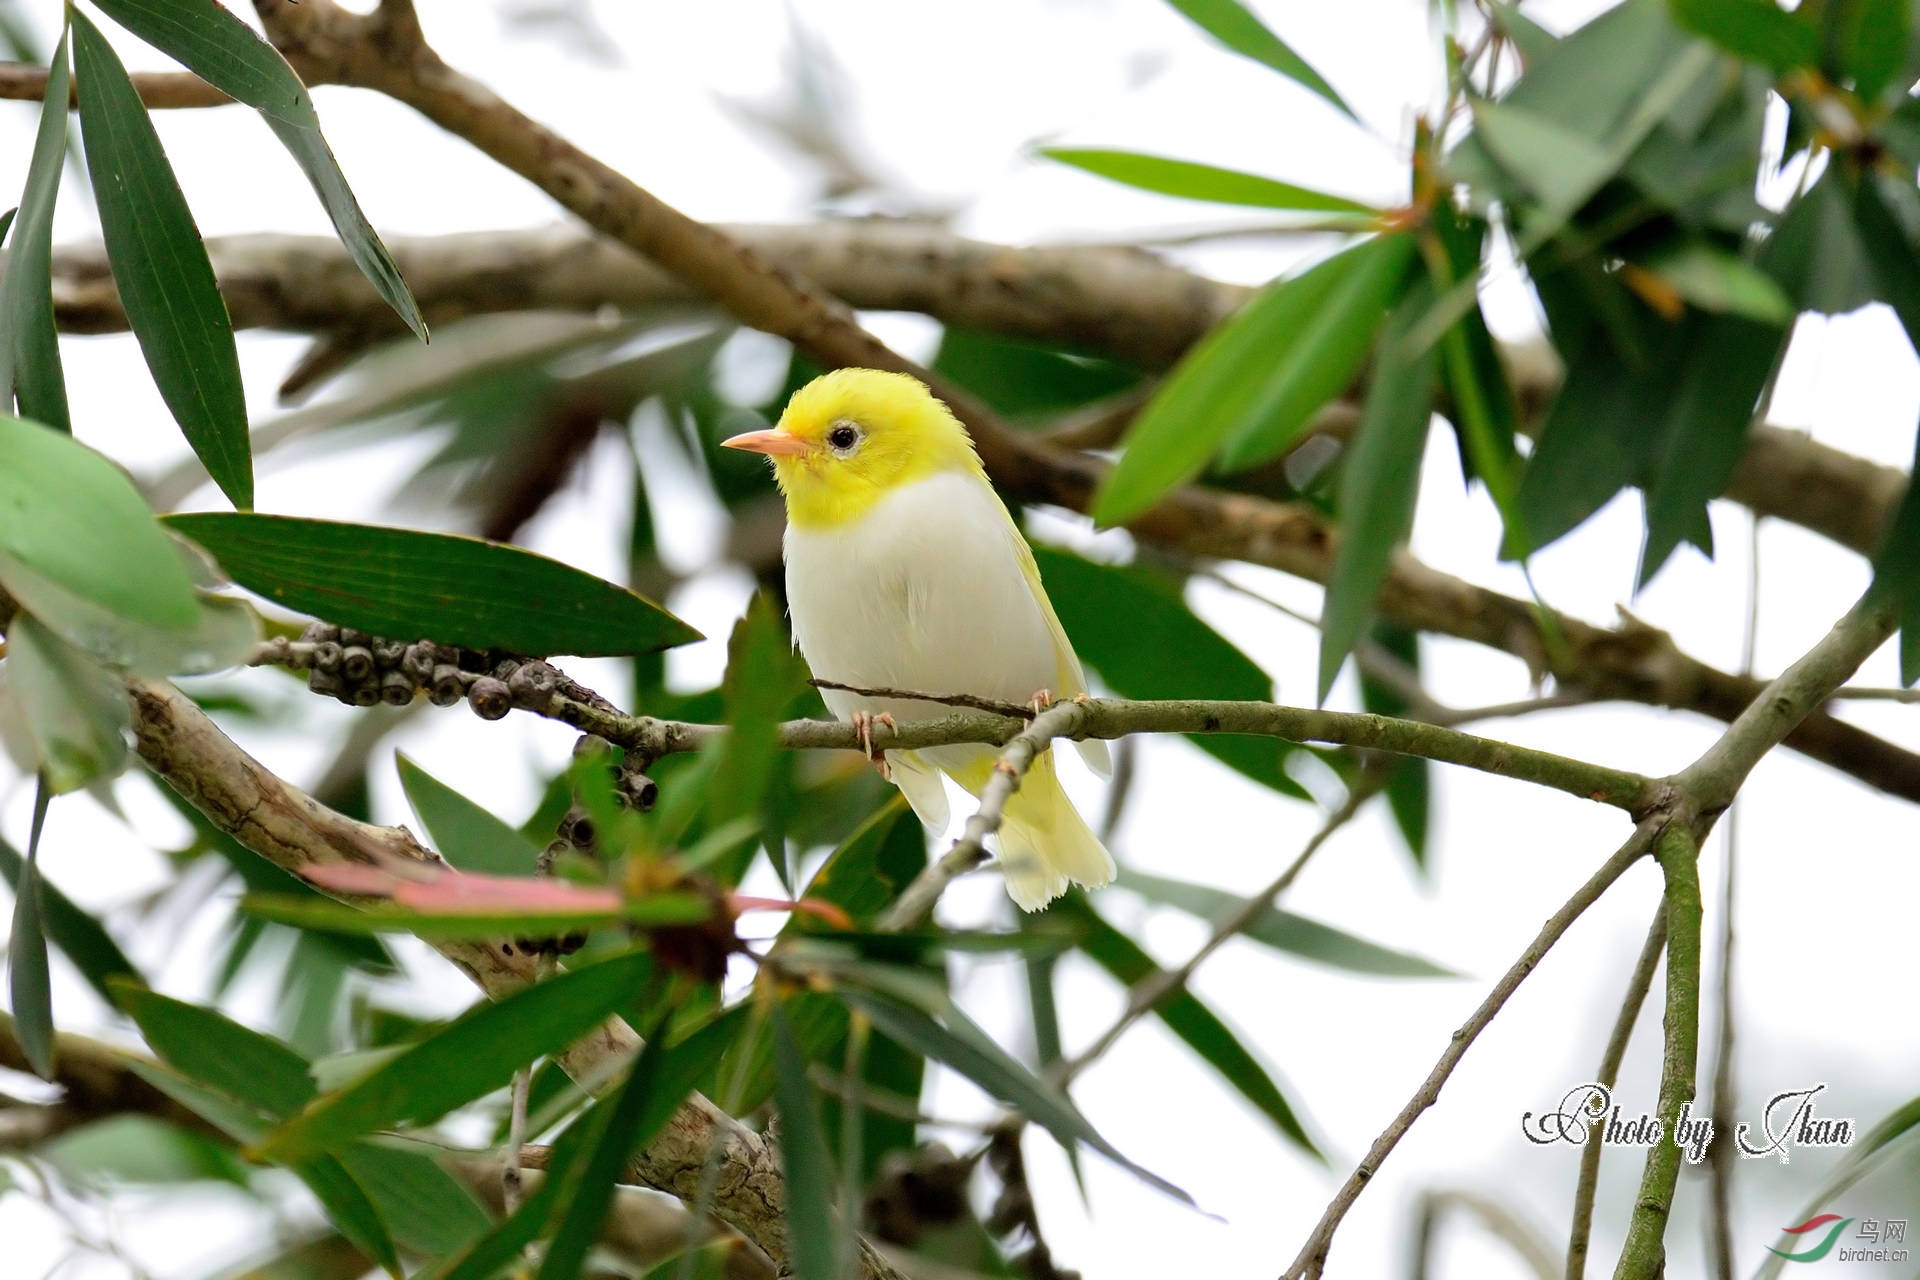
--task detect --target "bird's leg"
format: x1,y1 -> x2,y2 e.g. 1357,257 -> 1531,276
1028,688 -> 1054,716
851,710 -> 896,781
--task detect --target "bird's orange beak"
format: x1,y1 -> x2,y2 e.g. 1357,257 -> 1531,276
720,427 -> 811,456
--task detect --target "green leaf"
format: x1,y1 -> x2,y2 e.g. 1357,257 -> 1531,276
771,1005 -> 844,1280
1470,100 -> 1619,216
1671,0 -> 1819,72
165,514 -> 701,657
1357,623 -> 1430,868
40,1115 -> 248,1187
1050,892 -> 1319,1156
396,753 -> 541,876
1116,868 -> 1461,976
7,783 -> 54,1077
0,27 -> 71,433
0,546 -> 259,677
335,1142 -> 493,1258
112,980 -> 318,1118
1318,285 -> 1441,701
537,1011 -> 700,1280
1852,170 -> 1920,357
0,614 -> 132,792
1216,233 -> 1417,470
0,833 -> 143,1002
710,592 -> 809,831
1638,311 -> 1784,584
87,0 -> 426,340
428,1098 -> 603,1280
1826,0 -> 1910,101
801,797 -> 928,924
1870,398 -> 1920,628
1092,238 -> 1396,525
1635,240 -> 1793,322
70,9 -> 250,509
0,415 -> 200,630
1030,545 -> 1308,800
839,982 -> 1194,1205
241,889 -> 710,940
254,948 -> 653,1161
1041,149 -> 1374,214
635,1243 -> 737,1280
930,329 -> 1141,419
1162,0 -> 1354,118
294,1151 -> 403,1278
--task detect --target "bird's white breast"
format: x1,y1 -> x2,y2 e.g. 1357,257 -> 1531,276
784,470 -> 1057,725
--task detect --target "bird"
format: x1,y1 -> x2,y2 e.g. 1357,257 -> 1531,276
720,368 -> 1114,911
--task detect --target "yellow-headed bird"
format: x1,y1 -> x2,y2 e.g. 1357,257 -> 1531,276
721,368 -> 1114,910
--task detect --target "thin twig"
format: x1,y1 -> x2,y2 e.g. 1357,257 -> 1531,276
1059,771 -> 1384,1085
1416,1189 -> 1559,1280
503,1064 -> 530,1212
1611,827 -> 1705,1280
1279,819 -> 1662,1280
1566,905 -> 1668,1280
809,679 -> 1037,720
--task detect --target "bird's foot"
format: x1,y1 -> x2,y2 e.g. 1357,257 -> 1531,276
1028,688 -> 1054,716
851,711 -> 896,781
1072,692 -> 1092,704
993,760 -> 1020,777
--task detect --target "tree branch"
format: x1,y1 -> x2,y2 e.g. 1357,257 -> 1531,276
1279,820 -> 1664,1280
1610,827 -> 1704,1280
124,676 -> 907,1280
0,60 -> 236,108
1566,906 -> 1667,1280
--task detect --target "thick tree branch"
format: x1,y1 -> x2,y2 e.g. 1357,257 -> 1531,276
124,676 -> 906,1280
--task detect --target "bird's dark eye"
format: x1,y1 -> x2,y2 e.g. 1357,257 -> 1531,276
827,423 -> 859,450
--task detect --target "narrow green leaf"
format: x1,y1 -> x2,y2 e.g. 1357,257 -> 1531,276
800,797 -> 928,925
0,547 -> 259,677
771,1005 -> 844,1280
1031,545 -> 1309,800
1051,892 -> 1319,1156
294,1153 -> 403,1278
1357,623 -> 1431,867
1,614 -> 132,793
396,753 -> 541,875
7,783 -> 54,1077
1092,241 -> 1378,525
70,9 -> 250,509
1470,100 -> 1618,215
538,1013 -> 688,1280
0,415 -> 200,631
165,514 -> 702,657
1826,0 -> 1909,102
0,834 -> 142,1002
1637,241 -> 1793,322
241,890 -> 710,940
1216,232 -> 1417,469
1671,0 -> 1820,72
1117,869 -> 1458,976
710,593 -> 809,830
0,27 -> 71,433
1318,287 -> 1441,700
122,1058 -> 272,1144
0,207 -> 15,246
112,980 -> 318,1118
335,1142 -> 493,1258
88,0 -> 426,339
428,1101 -> 603,1280
1041,149 -> 1374,214
1870,405 -> 1920,623
39,1114 -> 248,1187
1852,171 -> 1920,357
1163,0 -> 1354,117
841,984 -> 1194,1205
254,948 -> 653,1161
1019,906 -> 1064,1071
930,328 -> 1141,419
636,1243 -> 737,1280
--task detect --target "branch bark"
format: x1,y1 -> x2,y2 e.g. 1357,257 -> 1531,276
125,676 -> 906,1280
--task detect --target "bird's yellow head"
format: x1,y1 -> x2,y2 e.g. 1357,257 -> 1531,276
720,369 -> 985,528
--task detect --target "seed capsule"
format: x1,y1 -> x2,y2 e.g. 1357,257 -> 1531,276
340,645 -> 375,682
468,676 -> 511,720
429,664 -> 466,706
372,638 -> 408,668
350,682 -> 381,707
307,668 -> 342,698
338,628 -> 372,650
401,642 -> 438,684
311,640 -> 343,673
380,671 -> 415,706
507,660 -> 559,709
298,620 -> 340,645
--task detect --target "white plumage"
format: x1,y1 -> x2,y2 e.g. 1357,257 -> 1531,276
784,470 -> 1114,908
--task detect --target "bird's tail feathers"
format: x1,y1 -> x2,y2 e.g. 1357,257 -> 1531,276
995,752 -> 1115,912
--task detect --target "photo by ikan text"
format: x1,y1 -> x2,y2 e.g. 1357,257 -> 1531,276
1521,1082 -> 1854,1164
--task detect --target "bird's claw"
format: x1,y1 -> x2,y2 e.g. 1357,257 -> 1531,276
1028,688 -> 1054,716
993,760 -> 1019,776
851,711 -> 896,781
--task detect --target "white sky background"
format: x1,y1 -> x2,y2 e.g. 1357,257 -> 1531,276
2,1 -> 1919,1277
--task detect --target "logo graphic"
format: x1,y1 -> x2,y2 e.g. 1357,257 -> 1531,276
1768,1214 -> 1854,1263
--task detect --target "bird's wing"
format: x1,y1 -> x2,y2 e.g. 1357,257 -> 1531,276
1002,510 -> 1113,779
